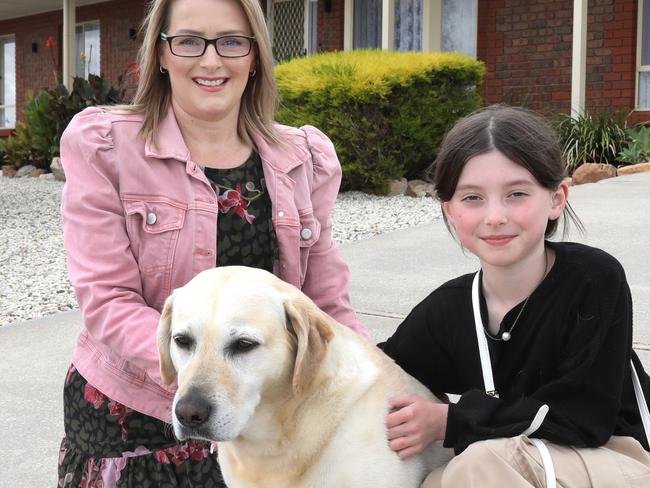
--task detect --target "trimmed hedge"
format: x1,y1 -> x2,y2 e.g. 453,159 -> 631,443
275,49 -> 485,192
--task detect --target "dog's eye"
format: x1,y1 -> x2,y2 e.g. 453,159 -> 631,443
173,334 -> 193,349
232,338 -> 258,353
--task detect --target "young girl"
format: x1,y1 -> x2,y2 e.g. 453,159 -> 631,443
380,105 -> 650,487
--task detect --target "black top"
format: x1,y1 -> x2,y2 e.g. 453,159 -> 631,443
379,241 -> 650,454
204,151 -> 278,273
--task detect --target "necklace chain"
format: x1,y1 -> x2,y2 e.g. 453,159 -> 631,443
485,248 -> 549,342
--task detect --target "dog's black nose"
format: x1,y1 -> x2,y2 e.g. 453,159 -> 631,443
175,392 -> 212,428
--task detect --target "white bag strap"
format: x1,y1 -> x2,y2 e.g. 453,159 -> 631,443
631,360 -> 650,449
471,271 -> 556,487
530,439 -> 557,488
471,272 -> 498,397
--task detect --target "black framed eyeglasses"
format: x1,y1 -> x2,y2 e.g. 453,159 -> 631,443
160,33 -> 256,58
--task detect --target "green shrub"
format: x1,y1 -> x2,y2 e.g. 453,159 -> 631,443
554,111 -> 629,174
26,89 -> 59,168
47,74 -> 125,154
0,73 -> 125,170
275,50 -> 485,192
618,125 -> 650,166
0,122 -> 32,168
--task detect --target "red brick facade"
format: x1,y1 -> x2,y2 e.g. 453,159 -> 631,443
477,0 -> 643,120
477,0 -> 576,113
0,0 -> 646,128
0,0 -> 145,125
585,0 -> 637,115
317,0 -> 345,52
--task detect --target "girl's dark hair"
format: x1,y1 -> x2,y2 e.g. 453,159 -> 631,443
431,104 -> 583,237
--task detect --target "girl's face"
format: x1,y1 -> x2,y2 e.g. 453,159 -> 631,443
442,150 -> 568,269
159,0 -> 256,124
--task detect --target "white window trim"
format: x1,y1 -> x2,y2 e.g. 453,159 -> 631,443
571,0 -> 588,116
422,0 -> 442,52
0,34 -> 16,129
344,0 -> 353,50
345,0 -> 479,55
76,19 -> 101,80
637,0 -> 650,110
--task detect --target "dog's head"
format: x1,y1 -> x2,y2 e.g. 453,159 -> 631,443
157,266 -> 334,442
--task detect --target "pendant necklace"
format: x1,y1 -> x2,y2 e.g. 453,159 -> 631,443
487,248 -> 549,342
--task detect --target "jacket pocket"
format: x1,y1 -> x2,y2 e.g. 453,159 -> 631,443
298,208 -> 321,285
123,198 -> 187,308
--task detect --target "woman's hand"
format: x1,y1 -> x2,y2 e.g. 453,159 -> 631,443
385,394 -> 448,460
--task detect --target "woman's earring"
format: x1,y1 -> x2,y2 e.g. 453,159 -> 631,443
160,66 -> 168,74
249,69 -> 257,78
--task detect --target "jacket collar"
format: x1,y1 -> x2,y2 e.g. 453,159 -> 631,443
144,108 -> 191,162
145,107 -> 307,174
251,126 -> 308,174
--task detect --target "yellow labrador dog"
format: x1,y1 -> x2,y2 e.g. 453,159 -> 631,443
157,266 -> 452,488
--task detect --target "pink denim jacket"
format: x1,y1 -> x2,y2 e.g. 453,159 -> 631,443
60,107 -> 368,422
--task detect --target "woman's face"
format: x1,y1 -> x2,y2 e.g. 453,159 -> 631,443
159,0 -> 256,124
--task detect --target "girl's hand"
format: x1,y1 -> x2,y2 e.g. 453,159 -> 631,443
385,394 -> 448,460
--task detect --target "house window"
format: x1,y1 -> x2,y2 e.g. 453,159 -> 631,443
76,21 -> 100,79
0,35 -> 16,128
354,0 -> 382,49
442,0 -> 477,57
395,0 -> 422,51
639,0 -> 650,108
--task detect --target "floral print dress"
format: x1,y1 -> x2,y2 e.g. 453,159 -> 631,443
58,151 -> 278,487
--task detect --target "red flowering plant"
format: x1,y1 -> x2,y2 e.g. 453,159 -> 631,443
126,62 -> 141,79
44,35 -> 61,84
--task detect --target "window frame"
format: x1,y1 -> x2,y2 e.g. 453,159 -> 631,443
637,0 -> 650,109
0,34 -> 16,129
75,20 -> 101,80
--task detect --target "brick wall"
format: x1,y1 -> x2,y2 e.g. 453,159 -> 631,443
477,0 -> 574,114
477,0 -> 641,118
317,0 -> 344,52
585,0 -> 637,115
0,10 -> 62,121
0,0 -> 145,124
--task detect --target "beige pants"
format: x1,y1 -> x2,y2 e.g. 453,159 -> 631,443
421,436 -> 650,488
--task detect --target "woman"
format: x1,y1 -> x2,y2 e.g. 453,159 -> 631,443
58,0 -> 367,485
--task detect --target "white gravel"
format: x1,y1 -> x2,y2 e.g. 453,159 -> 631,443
0,176 -> 441,326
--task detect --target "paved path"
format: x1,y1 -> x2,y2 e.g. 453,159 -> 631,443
1,172 -> 649,486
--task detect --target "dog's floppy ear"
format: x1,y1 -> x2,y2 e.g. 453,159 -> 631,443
157,292 -> 177,385
284,296 -> 334,395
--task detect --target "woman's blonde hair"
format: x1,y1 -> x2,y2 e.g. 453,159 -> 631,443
122,0 -> 280,146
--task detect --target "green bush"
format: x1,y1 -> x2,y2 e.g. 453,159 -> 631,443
26,89 -> 59,168
275,50 -> 485,192
0,122 -> 32,168
0,73 -> 125,170
554,111 -> 629,174
618,125 -> 650,166
47,74 -> 125,154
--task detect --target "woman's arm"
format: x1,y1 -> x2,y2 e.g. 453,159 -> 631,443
61,108 -> 168,387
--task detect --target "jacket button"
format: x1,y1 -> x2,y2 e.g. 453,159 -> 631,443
300,228 -> 312,240
277,211 -> 285,218
146,212 -> 157,225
